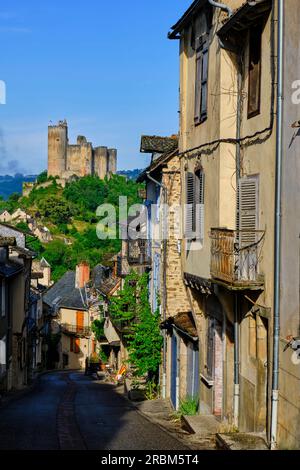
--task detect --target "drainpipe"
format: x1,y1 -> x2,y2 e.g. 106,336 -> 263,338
208,0 -> 233,17
146,172 -> 168,400
271,0 -> 284,451
233,293 -> 240,428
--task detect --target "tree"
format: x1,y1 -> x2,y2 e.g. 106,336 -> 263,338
39,194 -> 73,224
36,170 -> 48,184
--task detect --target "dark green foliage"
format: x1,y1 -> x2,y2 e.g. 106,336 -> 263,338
91,318 -> 105,341
109,272 -> 163,377
36,170 -> 48,184
0,174 -> 142,282
26,235 -> 45,255
38,194 -> 73,224
15,221 -> 31,233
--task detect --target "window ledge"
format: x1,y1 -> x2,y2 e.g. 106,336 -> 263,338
200,373 -> 214,387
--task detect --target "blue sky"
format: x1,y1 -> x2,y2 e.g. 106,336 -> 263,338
0,0 -> 191,175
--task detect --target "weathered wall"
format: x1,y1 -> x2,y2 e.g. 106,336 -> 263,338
94,147 -> 108,179
277,0 -> 300,449
48,123 -> 68,177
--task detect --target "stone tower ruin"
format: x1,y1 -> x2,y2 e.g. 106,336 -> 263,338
47,120 -> 117,180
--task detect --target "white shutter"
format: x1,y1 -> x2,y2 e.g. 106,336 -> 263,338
185,172 -> 195,239
196,171 -> 205,241
238,176 -> 259,246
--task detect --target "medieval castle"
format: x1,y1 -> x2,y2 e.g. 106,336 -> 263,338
47,120 -> 117,180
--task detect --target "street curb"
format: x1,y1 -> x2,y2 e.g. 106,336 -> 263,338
118,389 -> 194,450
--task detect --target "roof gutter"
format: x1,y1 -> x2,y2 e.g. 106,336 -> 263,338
270,0 -> 284,451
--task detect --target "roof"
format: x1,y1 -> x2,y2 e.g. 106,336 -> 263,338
40,257 -> 51,268
0,261 -> 23,278
168,0 -> 206,39
92,264 -> 110,289
161,311 -> 198,340
137,148 -> 178,183
217,0 -> 272,38
11,245 -> 36,259
140,135 -> 178,154
98,276 -> 120,296
43,271 -> 87,311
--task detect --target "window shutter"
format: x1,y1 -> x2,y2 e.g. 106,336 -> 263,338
194,52 -> 202,123
185,172 -> 195,239
200,46 -> 208,121
195,171 -> 205,241
74,338 -> 80,354
207,318 -> 215,380
238,177 -> 258,246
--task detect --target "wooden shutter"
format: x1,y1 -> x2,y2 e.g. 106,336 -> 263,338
74,338 -> 80,354
238,177 -> 259,246
248,25 -> 262,117
194,36 -> 209,124
76,311 -> 84,334
200,46 -> 208,121
185,172 -> 195,239
207,318 -> 215,380
194,52 -> 202,123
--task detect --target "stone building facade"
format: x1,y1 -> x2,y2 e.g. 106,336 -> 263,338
48,120 -> 117,180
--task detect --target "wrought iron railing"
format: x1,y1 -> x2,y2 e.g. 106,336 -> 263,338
210,228 -> 265,286
60,323 -> 92,337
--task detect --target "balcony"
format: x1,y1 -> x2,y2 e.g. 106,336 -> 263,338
127,239 -> 151,266
210,228 -> 265,289
60,323 -> 92,337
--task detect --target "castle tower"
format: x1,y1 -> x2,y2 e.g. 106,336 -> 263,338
48,120 -> 68,178
94,147 -> 108,179
108,148 -> 117,175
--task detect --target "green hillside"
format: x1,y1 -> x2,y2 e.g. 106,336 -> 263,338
0,173 -> 143,281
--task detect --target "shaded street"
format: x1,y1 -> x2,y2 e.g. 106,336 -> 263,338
0,371 -> 188,450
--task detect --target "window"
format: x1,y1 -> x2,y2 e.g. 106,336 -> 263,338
70,337 -> 74,352
248,25 -> 262,118
185,169 -> 205,241
194,35 -> 209,124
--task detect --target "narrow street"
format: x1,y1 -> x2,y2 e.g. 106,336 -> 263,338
0,371 -> 188,450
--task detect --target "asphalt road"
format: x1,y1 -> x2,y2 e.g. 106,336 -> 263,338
0,371 -> 187,450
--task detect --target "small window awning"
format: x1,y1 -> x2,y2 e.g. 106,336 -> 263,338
217,0 -> 272,39
161,311 -> 198,342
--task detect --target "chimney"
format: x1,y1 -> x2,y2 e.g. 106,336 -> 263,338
75,262 -> 90,288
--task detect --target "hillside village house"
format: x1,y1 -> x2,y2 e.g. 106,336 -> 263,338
0,211 -> 12,223
32,225 -> 53,244
43,262 -> 110,370
11,208 -> 30,223
160,0 -> 300,449
0,231 -> 35,392
137,135 -> 198,405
